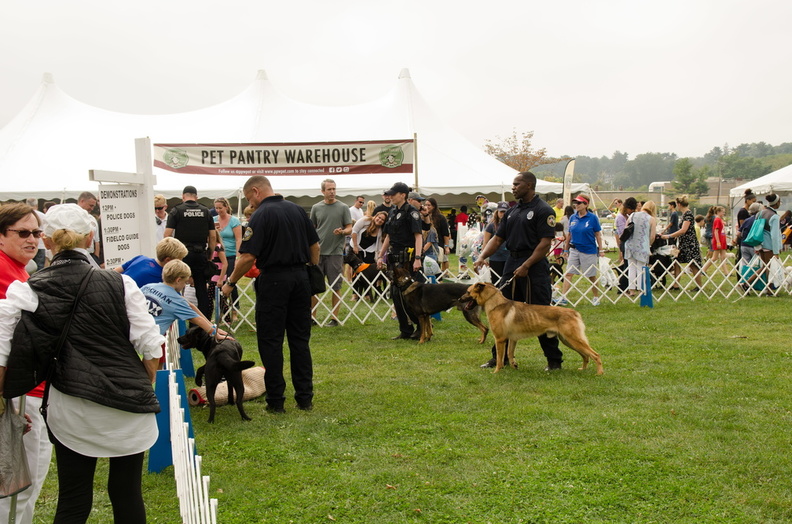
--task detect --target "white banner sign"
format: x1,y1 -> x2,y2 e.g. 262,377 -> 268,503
99,184 -> 142,269
152,139 -> 415,176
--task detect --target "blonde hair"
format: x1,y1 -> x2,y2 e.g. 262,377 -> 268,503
675,195 -> 690,207
154,194 -> 167,207
365,200 -> 376,217
156,237 -> 188,262
50,229 -> 89,252
214,198 -> 231,213
642,200 -> 657,217
243,205 -> 255,219
162,259 -> 191,284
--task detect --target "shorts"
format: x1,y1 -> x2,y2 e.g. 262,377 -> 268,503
319,254 -> 344,291
437,248 -> 448,263
566,249 -> 599,278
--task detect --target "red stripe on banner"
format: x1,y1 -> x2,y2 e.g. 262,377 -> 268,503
154,139 -> 414,148
154,161 -> 413,176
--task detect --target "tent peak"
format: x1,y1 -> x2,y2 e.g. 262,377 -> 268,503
42,72 -> 55,84
398,68 -> 411,79
255,70 -> 268,81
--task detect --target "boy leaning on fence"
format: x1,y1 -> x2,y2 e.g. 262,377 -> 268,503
140,260 -> 231,365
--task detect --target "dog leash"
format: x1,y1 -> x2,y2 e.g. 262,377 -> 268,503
503,274 -> 531,304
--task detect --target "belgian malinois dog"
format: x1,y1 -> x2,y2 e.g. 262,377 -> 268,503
460,282 -> 603,374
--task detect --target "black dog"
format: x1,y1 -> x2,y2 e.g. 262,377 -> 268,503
392,267 -> 489,344
177,326 -> 255,423
344,251 -> 387,300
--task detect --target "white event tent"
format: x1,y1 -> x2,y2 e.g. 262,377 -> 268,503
0,69 -> 588,204
730,164 -> 792,200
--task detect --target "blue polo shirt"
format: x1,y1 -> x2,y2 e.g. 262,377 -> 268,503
121,255 -> 164,288
568,211 -> 601,254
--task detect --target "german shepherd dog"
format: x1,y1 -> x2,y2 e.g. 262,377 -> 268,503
344,251 -> 387,300
177,326 -> 256,423
392,267 -> 489,344
460,282 -> 603,374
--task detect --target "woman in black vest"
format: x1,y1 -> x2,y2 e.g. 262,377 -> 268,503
0,204 -> 164,524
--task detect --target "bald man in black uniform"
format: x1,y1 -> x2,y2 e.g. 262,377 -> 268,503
222,176 -> 320,413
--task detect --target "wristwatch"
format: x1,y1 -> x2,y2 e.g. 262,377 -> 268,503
226,281 -> 237,288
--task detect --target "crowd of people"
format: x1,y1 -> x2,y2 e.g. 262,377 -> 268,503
0,177 -> 788,522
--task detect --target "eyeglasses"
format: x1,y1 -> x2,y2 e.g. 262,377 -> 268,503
6,229 -> 43,239
155,206 -> 166,211
573,201 -> 584,205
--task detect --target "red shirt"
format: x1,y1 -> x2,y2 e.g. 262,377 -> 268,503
455,212 -> 469,225
0,249 -> 29,299
712,216 -> 727,250
0,250 -> 45,397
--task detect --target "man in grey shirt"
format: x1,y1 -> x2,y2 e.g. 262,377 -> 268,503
310,179 -> 352,326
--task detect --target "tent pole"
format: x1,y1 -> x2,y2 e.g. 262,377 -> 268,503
413,133 -> 419,191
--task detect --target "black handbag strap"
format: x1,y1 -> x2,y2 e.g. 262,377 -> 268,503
40,270 -> 93,419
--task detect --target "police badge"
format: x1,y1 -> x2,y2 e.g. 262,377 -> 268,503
242,226 -> 253,242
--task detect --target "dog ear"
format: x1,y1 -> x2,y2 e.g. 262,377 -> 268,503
474,282 -> 485,291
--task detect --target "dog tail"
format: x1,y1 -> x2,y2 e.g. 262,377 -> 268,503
235,360 -> 256,371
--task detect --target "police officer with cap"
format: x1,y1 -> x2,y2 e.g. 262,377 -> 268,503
474,171 -> 563,370
378,182 -> 424,340
164,185 -> 216,318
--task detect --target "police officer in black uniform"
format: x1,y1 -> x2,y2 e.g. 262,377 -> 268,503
474,172 -> 564,370
221,176 -> 320,413
378,182 -> 424,340
164,185 -> 216,318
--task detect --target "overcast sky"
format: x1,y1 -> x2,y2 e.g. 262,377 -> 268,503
1,0 -> 789,160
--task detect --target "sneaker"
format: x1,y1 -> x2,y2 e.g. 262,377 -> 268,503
480,358 -> 496,368
480,358 -> 511,368
544,361 -> 563,372
553,297 -> 569,306
326,319 -> 340,327
592,297 -> 600,306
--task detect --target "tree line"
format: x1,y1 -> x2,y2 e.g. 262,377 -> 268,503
485,130 -> 792,196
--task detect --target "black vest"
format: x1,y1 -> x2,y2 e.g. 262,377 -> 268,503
4,251 -> 159,414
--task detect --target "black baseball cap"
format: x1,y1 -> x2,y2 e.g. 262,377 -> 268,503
183,185 -> 198,195
384,182 -> 411,196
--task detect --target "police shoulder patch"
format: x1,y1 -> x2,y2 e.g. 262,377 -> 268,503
242,227 -> 253,242
547,215 -> 556,227
411,210 -> 420,220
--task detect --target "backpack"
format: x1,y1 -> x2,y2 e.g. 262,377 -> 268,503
742,214 -> 766,247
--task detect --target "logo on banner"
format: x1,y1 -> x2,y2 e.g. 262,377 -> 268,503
163,149 -> 189,169
379,146 -> 404,169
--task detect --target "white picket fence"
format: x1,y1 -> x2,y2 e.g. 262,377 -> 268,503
213,253 -> 791,329
164,326 -> 218,524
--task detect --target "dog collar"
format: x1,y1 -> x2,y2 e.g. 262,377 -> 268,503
355,263 -> 371,274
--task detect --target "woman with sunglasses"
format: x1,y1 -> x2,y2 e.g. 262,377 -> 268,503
0,202 -> 50,524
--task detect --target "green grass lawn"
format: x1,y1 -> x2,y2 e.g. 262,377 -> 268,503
32,289 -> 792,523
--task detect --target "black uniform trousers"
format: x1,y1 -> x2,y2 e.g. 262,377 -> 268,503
388,253 -> 424,337
184,250 -> 211,319
255,266 -> 314,409
490,257 -> 563,364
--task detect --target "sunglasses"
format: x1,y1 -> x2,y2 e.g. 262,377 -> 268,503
7,228 -> 44,239
155,206 -> 166,211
